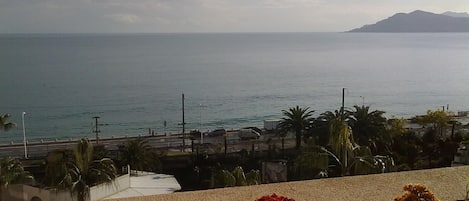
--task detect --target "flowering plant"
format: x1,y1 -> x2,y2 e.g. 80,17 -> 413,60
394,183 -> 440,201
255,193 -> 296,201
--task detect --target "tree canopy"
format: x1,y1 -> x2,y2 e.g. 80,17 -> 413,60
58,139 -> 117,201
278,106 -> 314,149
417,110 -> 452,137
0,114 -> 16,132
349,105 -> 389,154
119,138 -> 161,172
0,157 -> 34,199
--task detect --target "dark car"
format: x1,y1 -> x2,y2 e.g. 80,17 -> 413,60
207,128 -> 226,137
190,130 -> 202,138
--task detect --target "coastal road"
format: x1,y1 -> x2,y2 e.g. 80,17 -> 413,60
0,134 -> 188,158
0,130 -> 289,158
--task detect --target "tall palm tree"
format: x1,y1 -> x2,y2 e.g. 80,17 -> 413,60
0,157 -> 34,199
119,138 -> 161,172
59,139 -> 117,201
310,109 -> 349,146
278,106 -> 314,149
349,105 -> 388,154
0,114 -> 16,132
328,117 -> 355,175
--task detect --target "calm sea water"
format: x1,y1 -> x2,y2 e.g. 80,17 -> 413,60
1,33 -> 468,143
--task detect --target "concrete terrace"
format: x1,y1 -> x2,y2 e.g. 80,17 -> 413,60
108,166 -> 469,201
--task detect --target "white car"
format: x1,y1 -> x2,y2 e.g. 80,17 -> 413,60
238,129 -> 261,140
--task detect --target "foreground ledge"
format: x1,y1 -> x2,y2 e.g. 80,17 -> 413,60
108,166 -> 469,201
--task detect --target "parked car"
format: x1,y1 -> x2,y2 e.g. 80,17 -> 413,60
238,128 -> 261,140
190,130 -> 202,138
242,127 -> 263,135
207,128 -> 226,137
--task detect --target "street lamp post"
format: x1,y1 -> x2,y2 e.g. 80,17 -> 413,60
22,112 -> 28,159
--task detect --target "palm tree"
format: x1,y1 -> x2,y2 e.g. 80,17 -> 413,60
328,116 -> 355,175
0,157 -> 34,199
349,105 -> 388,154
0,114 -> 16,132
310,109 -> 348,146
278,106 -> 314,149
59,139 -> 117,201
348,146 -> 395,175
119,138 -> 161,172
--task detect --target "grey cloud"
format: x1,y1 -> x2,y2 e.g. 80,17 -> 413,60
106,14 -> 143,24
0,0 -> 468,33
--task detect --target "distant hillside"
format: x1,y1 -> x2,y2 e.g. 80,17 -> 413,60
442,11 -> 469,18
349,10 -> 469,32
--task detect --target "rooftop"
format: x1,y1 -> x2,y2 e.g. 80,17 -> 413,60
103,171 -> 181,200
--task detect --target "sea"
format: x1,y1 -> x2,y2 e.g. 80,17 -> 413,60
1,32 -> 468,143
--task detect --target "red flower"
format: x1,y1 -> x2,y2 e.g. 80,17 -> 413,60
255,193 -> 296,201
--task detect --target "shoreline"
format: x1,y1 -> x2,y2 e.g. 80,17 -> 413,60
2,112 -> 468,145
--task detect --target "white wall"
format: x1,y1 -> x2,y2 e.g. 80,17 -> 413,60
2,185 -> 72,201
89,173 -> 130,201
2,171 -> 130,201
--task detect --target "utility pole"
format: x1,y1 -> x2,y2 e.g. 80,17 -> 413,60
200,104 -> 204,144
93,116 -> 101,144
164,120 -> 167,136
182,93 -> 185,134
181,93 -> 186,152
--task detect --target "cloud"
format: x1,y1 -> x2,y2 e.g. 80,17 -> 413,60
106,14 -> 142,24
262,0 -> 324,8
0,0 -> 468,33
91,0 -> 172,10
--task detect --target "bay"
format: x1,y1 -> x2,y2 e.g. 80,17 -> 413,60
0,32 -> 468,143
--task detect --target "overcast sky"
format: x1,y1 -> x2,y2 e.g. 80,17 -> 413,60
0,0 -> 468,33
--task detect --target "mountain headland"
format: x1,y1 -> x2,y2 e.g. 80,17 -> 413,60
349,10 -> 469,32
